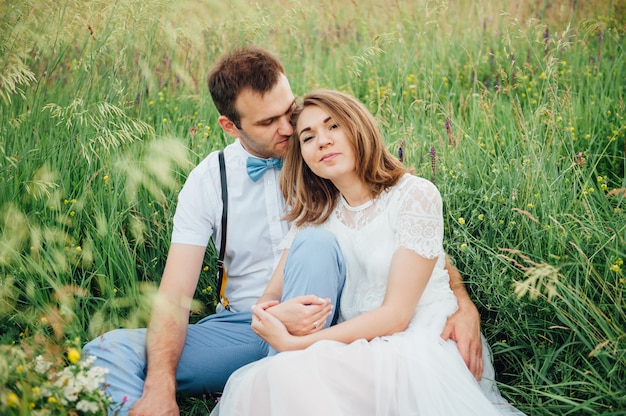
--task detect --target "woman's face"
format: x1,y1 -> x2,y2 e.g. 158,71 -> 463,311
296,104 -> 357,182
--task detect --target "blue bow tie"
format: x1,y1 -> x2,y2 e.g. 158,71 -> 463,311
246,157 -> 283,182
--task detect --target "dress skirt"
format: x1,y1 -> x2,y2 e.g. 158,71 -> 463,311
211,298 -> 525,416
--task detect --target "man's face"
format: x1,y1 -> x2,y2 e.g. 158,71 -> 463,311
234,74 -> 296,159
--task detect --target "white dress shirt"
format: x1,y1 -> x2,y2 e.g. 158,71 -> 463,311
172,139 -> 289,312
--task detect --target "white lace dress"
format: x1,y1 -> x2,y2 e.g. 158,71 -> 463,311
211,174 -> 524,415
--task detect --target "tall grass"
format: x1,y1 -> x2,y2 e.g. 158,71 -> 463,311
1,0 -> 624,414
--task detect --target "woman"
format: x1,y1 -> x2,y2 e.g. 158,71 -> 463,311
211,90 -> 524,415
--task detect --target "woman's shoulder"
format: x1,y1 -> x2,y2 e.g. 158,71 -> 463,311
395,174 -> 439,195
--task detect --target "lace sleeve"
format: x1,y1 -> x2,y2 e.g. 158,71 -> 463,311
396,177 -> 444,259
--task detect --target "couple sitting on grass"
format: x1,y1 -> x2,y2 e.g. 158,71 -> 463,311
84,46 -> 525,415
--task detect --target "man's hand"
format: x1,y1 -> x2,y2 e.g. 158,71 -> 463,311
263,295 -> 332,336
441,300 -> 483,380
129,384 -> 179,416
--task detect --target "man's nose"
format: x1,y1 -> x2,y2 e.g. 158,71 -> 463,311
278,115 -> 293,136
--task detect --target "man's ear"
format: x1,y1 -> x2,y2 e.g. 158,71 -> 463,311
218,115 -> 241,139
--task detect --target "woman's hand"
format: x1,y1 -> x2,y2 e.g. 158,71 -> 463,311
251,303 -> 300,351
263,295 -> 332,336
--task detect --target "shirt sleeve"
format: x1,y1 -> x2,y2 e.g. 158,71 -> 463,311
396,177 -> 444,259
171,159 -> 220,247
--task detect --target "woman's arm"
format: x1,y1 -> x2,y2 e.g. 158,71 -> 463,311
252,246 -> 437,351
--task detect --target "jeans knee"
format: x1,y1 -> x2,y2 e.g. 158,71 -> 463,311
83,328 -> 145,359
287,228 -> 345,283
292,228 -> 339,254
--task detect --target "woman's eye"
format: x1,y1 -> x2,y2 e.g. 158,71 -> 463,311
330,123 -> 339,130
302,135 -> 314,143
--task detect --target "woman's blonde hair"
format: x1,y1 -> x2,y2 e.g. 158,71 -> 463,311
281,90 -> 410,226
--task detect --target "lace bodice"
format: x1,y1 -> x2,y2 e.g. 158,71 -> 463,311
282,174 -> 454,321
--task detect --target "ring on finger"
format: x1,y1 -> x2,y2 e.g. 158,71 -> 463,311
313,321 -> 319,329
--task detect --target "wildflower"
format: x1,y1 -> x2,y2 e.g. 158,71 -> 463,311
48,396 -> 57,404
103,175 -> 109,182
76,399 -> 100,413
70,211 -> 75,217
67,347 -> 81,364
610,264 -> 622,273
478,214 -> 484,221
460,243 -> 467,251
527,203 -> 534,209
16,364 -> 24,373
162,118 -> 168,123
398,140 -> 405,163
458,217 -> 466,225
203,265 -> 209,272
76,246 -> 82,252
7,392 -> 20,408
575,152 -> 585,166
35,355 -> 52,374
429,146 -> 436,184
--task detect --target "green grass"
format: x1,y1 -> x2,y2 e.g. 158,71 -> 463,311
1,0 -> 625,414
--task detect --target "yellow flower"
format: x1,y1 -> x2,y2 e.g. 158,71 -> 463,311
477,214 -> 484,221
203,265 -> 209,272
48,396 -> 57,404
103,175 -> 110,182
76,246 -> 82,252
458,217 -> 465,225
460,243 -> 467,251
617,259 -> 624,266
610,264 -> 622,273
67,347 -> 81,364
7,392 -> 19,408
70,211 -> 75,217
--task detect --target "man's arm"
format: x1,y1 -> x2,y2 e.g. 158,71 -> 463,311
129,243 -> 205,416
441,255 -> 484,380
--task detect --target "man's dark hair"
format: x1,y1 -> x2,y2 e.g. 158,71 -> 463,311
208,46 -> 285,128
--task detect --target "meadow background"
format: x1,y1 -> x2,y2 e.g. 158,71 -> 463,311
1,0 -> 625,414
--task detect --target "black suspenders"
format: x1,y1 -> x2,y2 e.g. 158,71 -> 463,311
216,150 -> 230,310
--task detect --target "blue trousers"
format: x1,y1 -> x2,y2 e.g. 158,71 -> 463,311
83,228 -> 346,415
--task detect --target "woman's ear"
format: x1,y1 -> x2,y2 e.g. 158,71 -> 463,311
218,115 -> 241,139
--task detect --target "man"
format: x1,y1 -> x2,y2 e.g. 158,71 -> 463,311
83,46 -> 483,416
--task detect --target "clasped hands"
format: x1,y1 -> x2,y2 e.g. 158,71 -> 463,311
252,295 -> 332,351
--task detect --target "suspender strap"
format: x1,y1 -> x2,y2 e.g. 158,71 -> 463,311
217,150 -> 230,310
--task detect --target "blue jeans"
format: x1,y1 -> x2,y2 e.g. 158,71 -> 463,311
83,228 -> 346,415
